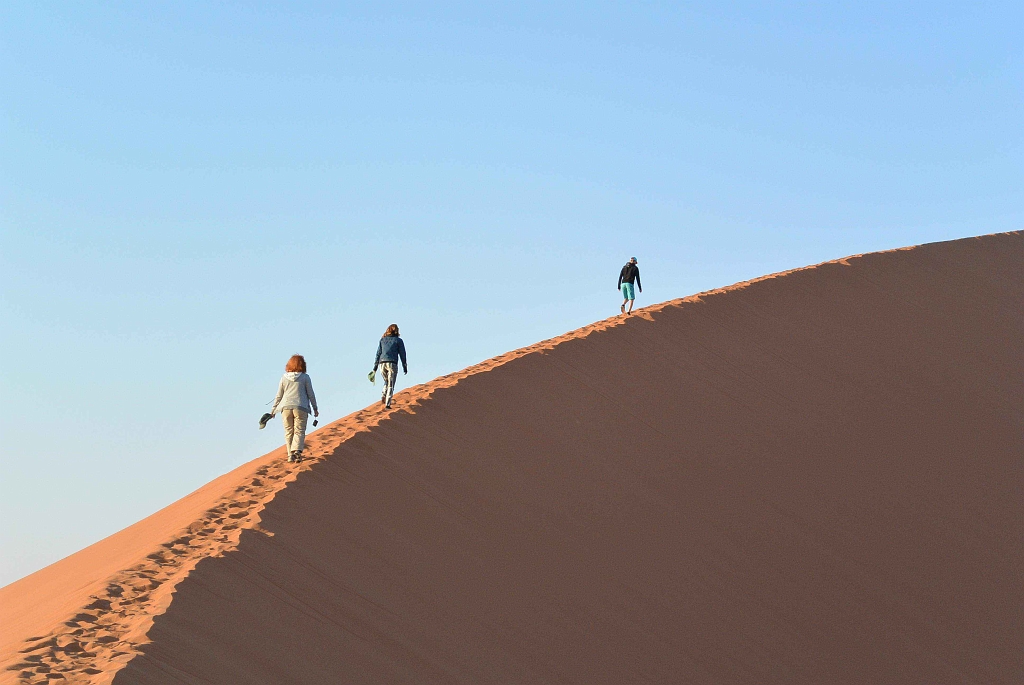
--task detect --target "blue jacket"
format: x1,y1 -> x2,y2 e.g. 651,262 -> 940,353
374,336 -> 407,373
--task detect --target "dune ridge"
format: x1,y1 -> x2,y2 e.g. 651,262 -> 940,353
2,231 -> 1022,684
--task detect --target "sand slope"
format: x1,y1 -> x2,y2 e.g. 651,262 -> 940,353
3,232 -> 1022,684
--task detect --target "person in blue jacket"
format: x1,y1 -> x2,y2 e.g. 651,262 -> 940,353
373,324 -> 408,409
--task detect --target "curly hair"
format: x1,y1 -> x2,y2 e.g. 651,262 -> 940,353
384,324 -> 400,337
285,354 -> 307,373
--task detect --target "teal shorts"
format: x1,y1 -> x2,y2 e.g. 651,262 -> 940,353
621,282 -> 635,300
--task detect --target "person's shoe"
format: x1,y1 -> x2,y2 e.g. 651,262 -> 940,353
287,453 -> 295,463
294,453 -> 304,463
385,401 -> 392,409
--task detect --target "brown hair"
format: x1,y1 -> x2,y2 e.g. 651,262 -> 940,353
384,324 -> 400,337
285,354 -> 306,373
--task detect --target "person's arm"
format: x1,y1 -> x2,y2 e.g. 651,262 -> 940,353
636,268 -> 642,293
373,339 -> 382,370
618,267 -> 624,290
305,375 -> 318,416
399,339 -> 408,374
270,377 -> 285,415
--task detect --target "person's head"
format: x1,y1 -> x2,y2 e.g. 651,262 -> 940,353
630,256 -> 637,264
384,324 -> 400,337
285,354 -> 307,373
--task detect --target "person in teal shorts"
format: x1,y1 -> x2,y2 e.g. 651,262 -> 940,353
617,256 -> 642,315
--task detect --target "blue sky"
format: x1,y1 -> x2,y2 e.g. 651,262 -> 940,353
1,1 -> 1020,586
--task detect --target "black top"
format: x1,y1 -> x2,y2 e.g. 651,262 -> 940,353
618,263 -> 642,290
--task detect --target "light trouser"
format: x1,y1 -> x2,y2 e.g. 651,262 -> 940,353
380,362 -> 398,406
281,408 -> 309,455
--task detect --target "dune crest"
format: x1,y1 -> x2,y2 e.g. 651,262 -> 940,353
2,231 -> 1022,684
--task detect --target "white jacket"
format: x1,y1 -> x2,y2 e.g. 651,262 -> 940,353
271,372 -> 318,415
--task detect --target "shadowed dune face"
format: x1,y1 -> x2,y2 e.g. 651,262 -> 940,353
112,233 -> 1024,684
6,233 -> 1022,684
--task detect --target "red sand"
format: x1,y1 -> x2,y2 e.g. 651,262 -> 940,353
2,232 -> 1022,684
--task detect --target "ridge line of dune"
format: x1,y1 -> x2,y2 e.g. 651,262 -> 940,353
2,235 -> 972,685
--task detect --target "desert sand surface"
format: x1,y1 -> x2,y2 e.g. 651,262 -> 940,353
2,231 -> 1022,684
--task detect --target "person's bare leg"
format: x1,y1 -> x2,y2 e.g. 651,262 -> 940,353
621,299 -> 627,314
627,299 -> 634,314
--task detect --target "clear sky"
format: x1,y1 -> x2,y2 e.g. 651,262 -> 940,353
1,2 -> 1020,586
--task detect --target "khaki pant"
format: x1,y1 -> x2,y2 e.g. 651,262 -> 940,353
281,408 -> 308,455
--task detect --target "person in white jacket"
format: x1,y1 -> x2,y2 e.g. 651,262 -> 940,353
270,354 -> 319,463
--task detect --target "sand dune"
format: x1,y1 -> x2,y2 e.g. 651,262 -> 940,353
2,232 -> 1022,684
